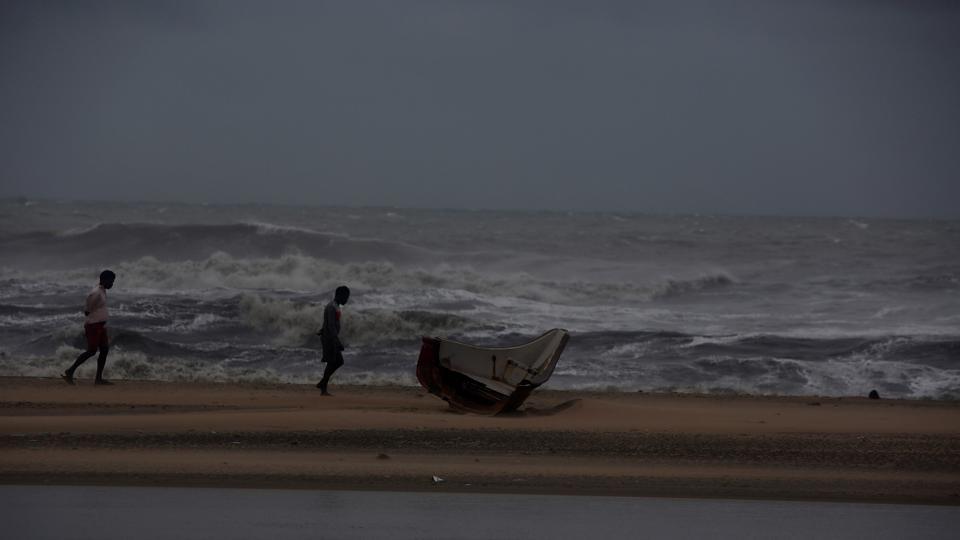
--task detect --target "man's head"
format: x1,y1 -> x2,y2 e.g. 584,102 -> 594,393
334,285 -> 350,305
99,270 -> 116,289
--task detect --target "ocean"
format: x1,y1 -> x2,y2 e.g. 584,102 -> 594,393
1,199 -> 957,398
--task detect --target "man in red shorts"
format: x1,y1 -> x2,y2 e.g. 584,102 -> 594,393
62,270 -> 116,385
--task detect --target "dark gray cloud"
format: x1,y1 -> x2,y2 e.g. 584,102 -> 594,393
2,0 -> 958,217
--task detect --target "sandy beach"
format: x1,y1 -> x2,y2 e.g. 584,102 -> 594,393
1,377 -> 958,505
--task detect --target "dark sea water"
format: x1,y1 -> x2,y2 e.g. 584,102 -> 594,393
1,199 -> 957,398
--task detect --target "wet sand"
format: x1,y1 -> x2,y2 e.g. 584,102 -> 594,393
1,377 -> 958,504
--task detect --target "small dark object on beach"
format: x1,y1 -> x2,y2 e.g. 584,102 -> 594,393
869,390 -> 880,400
807,402 -> 821,406
377,453 -> 390,460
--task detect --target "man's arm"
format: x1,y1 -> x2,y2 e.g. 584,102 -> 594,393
322,304 -> 345,350
84,290 -> 103,316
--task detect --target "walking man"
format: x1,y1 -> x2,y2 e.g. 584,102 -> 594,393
62,270 -> 116,385
316,285 -> 350,395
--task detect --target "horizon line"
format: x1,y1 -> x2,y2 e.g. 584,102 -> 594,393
1,195 -> 957,222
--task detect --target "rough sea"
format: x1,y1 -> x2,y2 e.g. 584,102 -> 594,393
1,199 -> 957,399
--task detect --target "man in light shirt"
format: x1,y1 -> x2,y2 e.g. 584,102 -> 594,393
62,270 -> 116,385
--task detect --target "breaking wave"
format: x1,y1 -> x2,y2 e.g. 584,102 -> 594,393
554,331 -> 960,398
650,272 -> 735,299
5,324 -> 958,399
4,250 -> 740,308
13,327 -> 223,358
237,294 -> 493,347
1,345 -> 420,387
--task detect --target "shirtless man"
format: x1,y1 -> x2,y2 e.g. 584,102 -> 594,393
316,285 -> 350,395
62,270 -> 116,385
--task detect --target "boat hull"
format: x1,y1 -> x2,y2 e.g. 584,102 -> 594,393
416,329 -> 569,415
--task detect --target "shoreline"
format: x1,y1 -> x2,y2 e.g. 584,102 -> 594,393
2,377 -> 958,505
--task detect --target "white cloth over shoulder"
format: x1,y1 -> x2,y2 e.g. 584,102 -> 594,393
84,284 -> 108,324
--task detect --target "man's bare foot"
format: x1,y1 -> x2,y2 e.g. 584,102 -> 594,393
94,379 -> 114,386
60,373 -> 75,385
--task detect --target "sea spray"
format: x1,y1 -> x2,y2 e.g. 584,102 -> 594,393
238,294 -> 323,346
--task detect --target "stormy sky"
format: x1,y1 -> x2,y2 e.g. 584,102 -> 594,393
1,0 -> 958,218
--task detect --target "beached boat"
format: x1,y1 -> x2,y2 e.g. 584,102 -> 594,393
416,329 -> 569,415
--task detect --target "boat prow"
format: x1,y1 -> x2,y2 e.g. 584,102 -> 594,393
416,329 -> 569,415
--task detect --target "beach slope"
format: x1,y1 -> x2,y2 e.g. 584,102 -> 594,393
1,378 -> 958,504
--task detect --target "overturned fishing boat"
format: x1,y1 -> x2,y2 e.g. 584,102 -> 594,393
416,329 -> 569,415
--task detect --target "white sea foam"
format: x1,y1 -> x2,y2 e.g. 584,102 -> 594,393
5,338 -> 957,399
7,251 -> 742,312
871,306 -> 907,319
680,335 -> 741,348
56,223 -> 105,237
238,294 -> 324,345
161,313 -> 227,333
0,312 -> 75,327
551,354 -> 960,399
848,219 -> 870,230
237,293 -> 486,347
0,346 -> 418,387
243,221 -> 337,236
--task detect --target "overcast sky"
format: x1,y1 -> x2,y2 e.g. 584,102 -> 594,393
1,0 -> 958,217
